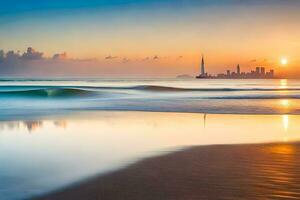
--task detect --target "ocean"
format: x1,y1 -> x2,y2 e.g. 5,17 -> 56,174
0,78 -> 299,119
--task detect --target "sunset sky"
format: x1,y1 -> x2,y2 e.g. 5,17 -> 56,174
1,0 -> 300,77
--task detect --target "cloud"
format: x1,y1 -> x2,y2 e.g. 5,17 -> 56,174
0,50 -> 4,62
0,47 -> 185,77
53,52 -> 67,60
0,48 -> 43,67
105,55 -> 118,59
6,50 -> 20,61
0,50 -> 22,74
138,55 -> 168,62
122,58 -> 130,63
250,58 -> 269,64
176,56 -> 183,60
141,57 -> 149,61
22,47 -> 43,60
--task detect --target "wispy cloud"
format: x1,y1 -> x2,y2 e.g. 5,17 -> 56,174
153,55 -> 159,60
122,58 -> 130,63
176,56 -> 183,60
53,52 -> 67,60
141,57 -> 149,61
105,55 -> 118,60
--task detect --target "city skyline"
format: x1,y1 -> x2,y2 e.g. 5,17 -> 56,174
196,55 -> 275,79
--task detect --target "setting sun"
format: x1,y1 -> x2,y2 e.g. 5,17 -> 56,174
281,57 -> 288,65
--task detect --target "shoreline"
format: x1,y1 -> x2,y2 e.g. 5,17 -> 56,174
36,142 -> 300,200
1,109 -> 300,122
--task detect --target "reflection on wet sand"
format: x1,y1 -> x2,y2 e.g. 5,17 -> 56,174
0,121 -> 21,130
1,111 -> 300,199
53,121 -> 67,129
24,121 -> 43,132
0,120 -> 67,132
1,111 -> 298,144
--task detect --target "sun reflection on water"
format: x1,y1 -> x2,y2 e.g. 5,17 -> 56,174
282,115 -> 289,132
279,79 -> 288,89
268,144 -> 294,155
280,99 -> 290,108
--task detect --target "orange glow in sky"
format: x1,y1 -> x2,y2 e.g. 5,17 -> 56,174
1,1 -> 300,77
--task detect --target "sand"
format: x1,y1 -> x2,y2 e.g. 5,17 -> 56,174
37,143 -> 300,200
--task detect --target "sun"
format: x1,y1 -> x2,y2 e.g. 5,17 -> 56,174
280,57 -> 288,65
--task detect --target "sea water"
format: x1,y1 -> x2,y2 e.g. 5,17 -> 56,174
0,78 -> 299,119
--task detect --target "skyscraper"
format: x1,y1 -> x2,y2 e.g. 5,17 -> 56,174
196,54 -> 207,78
227,70 -> 230,76
256,67 -> 260,74
260,67 -> 265,75
201,54 -> 205,76
237,64 -> 240,74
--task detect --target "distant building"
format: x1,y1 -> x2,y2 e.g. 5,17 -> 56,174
260,67 -> 265,75
237,64 -> 240,75
196,55 -> 208,78
256,67 -> 260,74
226,70 -> 230,76
201,55 -> 205,76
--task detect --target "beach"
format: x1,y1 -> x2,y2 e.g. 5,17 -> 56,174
39,142 -> 300,200
1,110 -> 300,199
1,79 -> 300,199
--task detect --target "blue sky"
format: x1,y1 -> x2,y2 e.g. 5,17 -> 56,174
2,0 -> 298,14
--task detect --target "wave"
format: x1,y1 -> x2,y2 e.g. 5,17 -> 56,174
2,85 -> 300,100
131,85 -> 189,91
130,85 -> 300,92
53,85 -> 300,92
89,85 -> 300,92
202,95 -> 300,99
0,88 -> 97,98
2,85 -> 300,92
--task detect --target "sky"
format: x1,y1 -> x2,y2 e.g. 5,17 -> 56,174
1,0 -> 300,77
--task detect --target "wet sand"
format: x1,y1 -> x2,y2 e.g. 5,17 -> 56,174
38,142 -> 300,200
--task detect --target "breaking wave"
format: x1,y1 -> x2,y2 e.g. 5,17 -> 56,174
0,88 -> 98,98
2,85 -> 300,99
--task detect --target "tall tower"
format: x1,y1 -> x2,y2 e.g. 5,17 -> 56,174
237,64 -> 240,74
201,54 -> 205,76
260,67 -> 265,75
